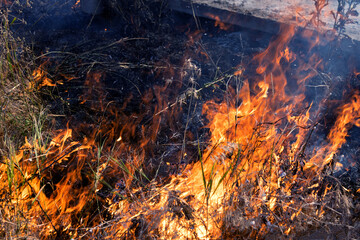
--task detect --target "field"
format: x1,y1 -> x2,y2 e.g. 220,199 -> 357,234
0,1 -> 360,239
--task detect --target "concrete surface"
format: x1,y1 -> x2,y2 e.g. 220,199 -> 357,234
170,0 -> 360,41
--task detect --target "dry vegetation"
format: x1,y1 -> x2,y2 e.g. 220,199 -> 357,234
0,9 -> 52,238
0,10 -> 44,151
0,1 -> 360,239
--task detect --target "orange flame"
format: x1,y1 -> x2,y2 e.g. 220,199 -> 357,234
31,61 -> 64,90
1,13 -> 359,240
31,67 -> 56,89
208,13 -> 232,31
72,0 -> 80,9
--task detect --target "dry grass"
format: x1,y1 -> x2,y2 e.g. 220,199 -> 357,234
0,10 -> 48,239
0,2 -> 359,239
0,10 -> 44,152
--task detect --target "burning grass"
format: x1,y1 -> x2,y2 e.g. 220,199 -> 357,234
0,9 -> 50,239
0,2 -> 360,239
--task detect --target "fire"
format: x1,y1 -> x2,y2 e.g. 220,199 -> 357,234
306,93 -> 360,170
1,8 -> 359,240
103,24 -> 359,238
72,0 -> 80,9
204,13 -> 233,31
31,62 -> 64,90
31,67 -> 56,88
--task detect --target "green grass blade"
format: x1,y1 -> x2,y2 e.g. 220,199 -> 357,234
10,17 -> 16,25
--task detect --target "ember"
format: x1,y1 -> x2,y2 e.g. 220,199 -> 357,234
0,0 -> 359,239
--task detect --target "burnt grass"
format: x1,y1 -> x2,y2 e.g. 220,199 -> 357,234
2,0 -> 360,239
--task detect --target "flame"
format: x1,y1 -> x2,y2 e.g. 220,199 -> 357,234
31,67 -> 56,88
31,62 -> 64,89
1,9 -> 359,240
72,0 -> 80,9
204,13 -> 232,31
103,24 -> 359,238
335,161 -> 343,171
306,93 -> 360,170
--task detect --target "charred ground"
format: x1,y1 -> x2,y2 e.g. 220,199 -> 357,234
1,0 -> 360,239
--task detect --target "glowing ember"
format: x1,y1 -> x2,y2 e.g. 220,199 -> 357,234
72,0 -> 80,9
